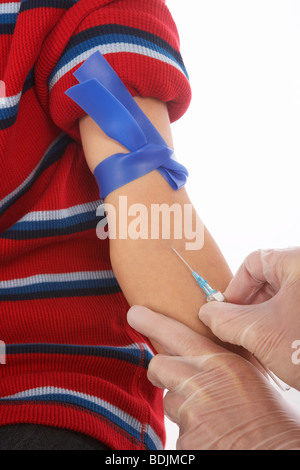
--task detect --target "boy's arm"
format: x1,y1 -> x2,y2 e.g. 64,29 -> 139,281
79,96 -> 233,353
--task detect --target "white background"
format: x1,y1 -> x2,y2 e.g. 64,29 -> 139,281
165,0 -> 300,449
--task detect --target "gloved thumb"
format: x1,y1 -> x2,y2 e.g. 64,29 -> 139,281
198,301 -> 266,355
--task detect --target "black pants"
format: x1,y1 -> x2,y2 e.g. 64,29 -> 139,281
0,424 -> 110,450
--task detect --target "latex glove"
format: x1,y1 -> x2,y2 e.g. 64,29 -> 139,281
199,247 -> 300,390
127,305 -> 300,450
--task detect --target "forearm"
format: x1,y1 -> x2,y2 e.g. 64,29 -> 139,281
106,176 -> 231,338
79,97 -> 234,352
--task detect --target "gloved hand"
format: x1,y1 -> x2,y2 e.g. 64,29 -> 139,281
199,247 -> 300,391
127,305 -> 300,450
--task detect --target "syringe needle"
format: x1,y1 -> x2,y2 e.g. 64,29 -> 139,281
171,246 -> 193,273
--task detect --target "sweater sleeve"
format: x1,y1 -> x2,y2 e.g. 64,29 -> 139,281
35,0 -> 192,142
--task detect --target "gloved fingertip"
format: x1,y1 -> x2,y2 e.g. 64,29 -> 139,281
198,301 -> 226,322
198,304 -> 211,323
127,305 -> 153,328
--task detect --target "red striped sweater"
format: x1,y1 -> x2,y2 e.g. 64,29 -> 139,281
0,0 -> 191,450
